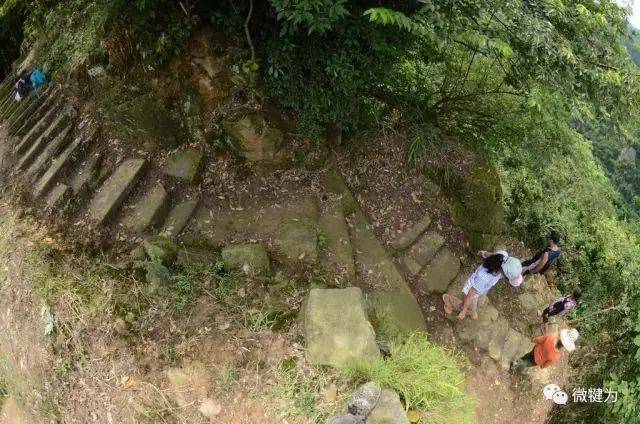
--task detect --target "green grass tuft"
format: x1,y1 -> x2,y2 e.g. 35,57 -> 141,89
342,332 -> 475,423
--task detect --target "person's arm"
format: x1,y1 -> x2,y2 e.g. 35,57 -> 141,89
532,335 -> 546,344
478,250 -> 498,258
458,287 -> 478,319
530,251 -> 549,274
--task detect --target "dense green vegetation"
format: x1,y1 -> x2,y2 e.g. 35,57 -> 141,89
0,0 -> 639,421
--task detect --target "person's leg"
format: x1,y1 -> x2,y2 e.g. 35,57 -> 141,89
469,295 -> 479,320
512,349 -> 536,370
442,293 -> 463,315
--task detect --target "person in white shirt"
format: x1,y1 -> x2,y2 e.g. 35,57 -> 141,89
442,250 -> 522,320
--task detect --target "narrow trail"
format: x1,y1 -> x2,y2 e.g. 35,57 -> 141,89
0,74 -> 571,423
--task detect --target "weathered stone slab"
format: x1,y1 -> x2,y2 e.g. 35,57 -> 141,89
163,148 -> 204,181
33,134 -> 88,198
500,329 -> 528,370
391,213 -> 432,251
351,211 -> 426,334
70,152 -> 102,194
221,243 -> 269,275
407,232 -> 445,267
399,255 -> 423,276
304,287 -> 380,368
274,221 -> 318,266
321,166 -> 359,214
487,318 -> 510,361
319,205 -> 355,282
45,183 -> 70,212
24,124 -> 72,180
88,159 -> 147,225
122,184 -> 168,233
161,198 -> 199,240
418,248 -> 460,294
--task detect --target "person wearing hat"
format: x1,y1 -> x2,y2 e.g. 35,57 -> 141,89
442,250 -> 523,321
513,328 -> 579,369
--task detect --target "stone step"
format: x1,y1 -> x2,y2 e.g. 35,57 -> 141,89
161,198 -> 199,240
122,184 -> 169,234
70,152 -> 103,195
87,159 -> 147,226
17,112 -> 71,170
33,134 -> 90,199
163,148 -> 204,182
350,210 -> 426,335
0,91 -> 18,119
417,247 -> 461,294
13,89 -> 60,138
400,232 -> 445,276
391,213 -> 432,251
24,124 -> 73,181
14,100 -> 65,155
4,91 -> 38,125
7,87 -> 52,134
44,183 -> 71,213
319,204 -> 356,283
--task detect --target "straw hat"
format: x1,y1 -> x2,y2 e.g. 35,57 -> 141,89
560,328 -> 579,352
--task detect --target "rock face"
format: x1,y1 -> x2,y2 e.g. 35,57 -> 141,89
163,148 -> 204,182
418,248 -> 460,294
222,114 -> 287,165
221,243 -> 270,275
443,162 -> 505,250
456,301 -> 532,370
304,287 -> 380,368
367,390 -> 410,424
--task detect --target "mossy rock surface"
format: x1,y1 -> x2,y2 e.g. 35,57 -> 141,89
448,162 -> 506,250
321,166 -> 359,214
222,113 -> 287,165
143,236 -> 179,266
304,287 -> 380,368
98,91 -> 179,150
418,248 -> 460,294
350,211 -> 426,333
274,221 -> 318,267
319,205 -> 355,283
221,243 -> 269,275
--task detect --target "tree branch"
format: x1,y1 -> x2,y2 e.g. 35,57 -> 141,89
244,0 -> 256,62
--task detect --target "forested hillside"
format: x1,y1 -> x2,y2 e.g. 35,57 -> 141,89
0,1 -> 639,423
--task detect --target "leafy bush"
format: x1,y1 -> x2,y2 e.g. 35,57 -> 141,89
342,332 -> 474,423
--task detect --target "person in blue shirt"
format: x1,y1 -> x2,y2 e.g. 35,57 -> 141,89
29,69 -> 47,97
521,231 -> 561,275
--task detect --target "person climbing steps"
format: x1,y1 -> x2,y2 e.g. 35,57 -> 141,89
512,328 -> 579,370
443,249 -> 522,321
538,287 -> 581,333
522,231 -> 561,276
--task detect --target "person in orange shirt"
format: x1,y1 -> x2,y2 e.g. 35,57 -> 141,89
512,328 -> 579,369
